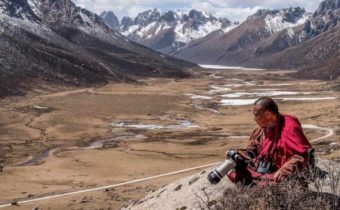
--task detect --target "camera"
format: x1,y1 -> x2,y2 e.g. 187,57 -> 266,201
207,150 -> 244,185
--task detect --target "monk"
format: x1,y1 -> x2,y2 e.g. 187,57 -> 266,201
227,97 -> 313,185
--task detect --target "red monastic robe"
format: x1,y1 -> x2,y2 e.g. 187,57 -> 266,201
228,114 -> 312,185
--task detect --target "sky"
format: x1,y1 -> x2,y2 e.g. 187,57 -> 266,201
73,0 -> 322,22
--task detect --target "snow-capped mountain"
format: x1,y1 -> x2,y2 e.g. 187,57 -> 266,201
261,7 -> 308,33
109,9 -> 236,54
304,0 -> 340,36
173,0 -> 340,80
266,0 -> 340,79
0,0 -> 194,97
174,7 -> 309,65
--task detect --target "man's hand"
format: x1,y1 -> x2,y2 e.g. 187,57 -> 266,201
273,170 -> 285,183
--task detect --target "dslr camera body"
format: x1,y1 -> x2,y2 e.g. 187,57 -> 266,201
207,150 -> 244,184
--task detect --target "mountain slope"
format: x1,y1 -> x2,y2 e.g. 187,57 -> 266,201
257,0 -> 340,79
173,0 -> 340,79
0,0 -> 195,97
174,7 -> 308,66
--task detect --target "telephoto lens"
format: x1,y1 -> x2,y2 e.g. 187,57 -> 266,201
207,150 -> 245,185
207,159 -> 236,184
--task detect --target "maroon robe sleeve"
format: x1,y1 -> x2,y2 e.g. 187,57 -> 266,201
235,127 -> 262,162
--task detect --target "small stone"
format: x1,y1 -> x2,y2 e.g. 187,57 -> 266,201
79,196 -> 88,203
32,207 -> 40,210
11,201 -> 18,206
189,176 -> 200,185
174,184 -> 182,191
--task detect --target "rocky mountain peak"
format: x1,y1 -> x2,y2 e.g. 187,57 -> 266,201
219,17 -> 232,28
134,8 -> 161,26
281,7 -> 306,23
247,9 -> 273,20
315,0 -> 340,17
304,0 -> 340,37
261,7 -> 308,34
114,8 -> 234,55
24,0 -> 110,35
120,16 -> 134,31
160,10 -> 179,23
100,11 -> 119,30
248,7 -> 306,23
181,9 -> 219,30
0,0 -> 40,22
187,9 -> 211,21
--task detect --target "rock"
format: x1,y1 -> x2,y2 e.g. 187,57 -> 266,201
174,184 -> 182,191
79,196 -> 89,203
122,166 -> 230,210
123,159 -> 340,210
11,201 -> 18,206
32,207 -> 40,210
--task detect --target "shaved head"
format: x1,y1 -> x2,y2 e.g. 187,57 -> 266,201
254,97 -> 279,114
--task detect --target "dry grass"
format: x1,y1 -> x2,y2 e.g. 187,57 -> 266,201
198,166 -> 340,210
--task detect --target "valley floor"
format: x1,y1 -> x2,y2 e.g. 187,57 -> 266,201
0,69 -> 339,209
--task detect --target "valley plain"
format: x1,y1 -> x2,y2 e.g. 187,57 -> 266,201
0,69 -> 339,210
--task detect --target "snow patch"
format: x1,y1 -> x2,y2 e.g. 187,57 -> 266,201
265,13 -> 308,34
220,99 -> 257,106
199,65 -> 265,71
185,94 -> 212,100
275,97 -> 337,101
111,120 -> 199,130
222,91 -> 314,98
121,25 -> 139,36
136,22 -> 157,38
174,20 -> 222,44
209,86 -> 232,93
222,24 -> 237,33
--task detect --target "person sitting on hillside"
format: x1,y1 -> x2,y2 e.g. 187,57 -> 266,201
227,97 -> 313,185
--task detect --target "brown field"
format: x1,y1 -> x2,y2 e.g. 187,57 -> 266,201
0,69 -> 339,210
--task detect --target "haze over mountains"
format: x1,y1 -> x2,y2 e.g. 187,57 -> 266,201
0,0 -> 195,97
102,0 -> 340,80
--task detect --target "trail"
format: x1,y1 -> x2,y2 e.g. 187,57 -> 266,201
0,163 -> 219,208
302,124 -> 334,143
0,124 -> 334,208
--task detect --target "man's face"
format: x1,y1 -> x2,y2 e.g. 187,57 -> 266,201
252,105 -> 270,128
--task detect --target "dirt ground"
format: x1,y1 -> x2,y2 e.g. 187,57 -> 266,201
0,69 -> 339,210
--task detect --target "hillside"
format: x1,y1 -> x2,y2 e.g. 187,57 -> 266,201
0,0 -> 196,97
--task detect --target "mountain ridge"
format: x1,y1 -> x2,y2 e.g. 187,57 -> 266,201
101,8 -> 237,55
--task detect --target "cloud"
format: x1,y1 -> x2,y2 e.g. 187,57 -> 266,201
72,0 -> 322,21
